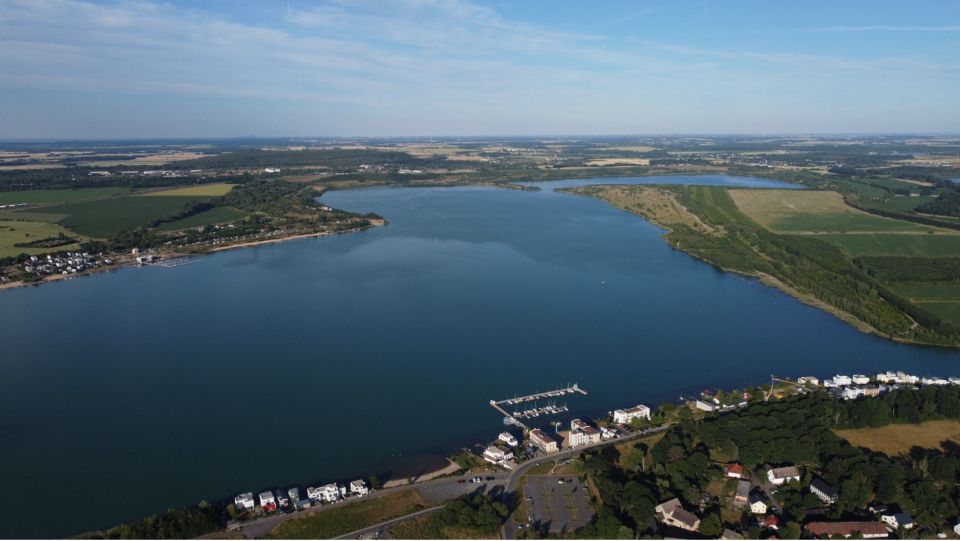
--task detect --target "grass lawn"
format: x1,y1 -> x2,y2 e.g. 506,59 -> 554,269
0,220 -> 82,258
729,189 -> 936,233
38,195 -> 206,237
817,233 -> 960,257
156,206 -> 247,231
834,420 -> 960,456
267,489 -> 427,539
0,187 -> 131,205
144,183 -> 235,197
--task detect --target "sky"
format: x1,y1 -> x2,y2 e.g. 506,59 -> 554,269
0,0 -> 958,138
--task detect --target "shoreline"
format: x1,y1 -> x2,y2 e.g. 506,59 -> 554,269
0,221 -> 384,292
567,185 -> 957,349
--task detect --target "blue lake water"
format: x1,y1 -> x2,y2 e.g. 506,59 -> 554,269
0,175 -> 957,538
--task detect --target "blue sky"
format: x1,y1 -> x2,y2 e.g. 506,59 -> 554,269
0,0 -> 958,138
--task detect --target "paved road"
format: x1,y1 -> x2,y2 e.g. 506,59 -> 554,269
231,471 -> 509,539
501,423 -> 670,539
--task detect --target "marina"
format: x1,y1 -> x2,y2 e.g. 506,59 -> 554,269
490,384 -> 587,428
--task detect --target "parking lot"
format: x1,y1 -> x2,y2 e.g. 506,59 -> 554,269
522,475 -> 594,534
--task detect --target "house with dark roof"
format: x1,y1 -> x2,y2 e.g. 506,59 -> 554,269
810,477 -> 838,505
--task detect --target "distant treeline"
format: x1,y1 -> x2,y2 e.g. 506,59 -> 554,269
170,148 -> 450,172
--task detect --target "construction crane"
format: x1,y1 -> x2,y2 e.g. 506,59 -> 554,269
765,375 -> 803,402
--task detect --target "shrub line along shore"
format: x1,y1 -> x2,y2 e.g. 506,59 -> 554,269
0,221 -> 384,292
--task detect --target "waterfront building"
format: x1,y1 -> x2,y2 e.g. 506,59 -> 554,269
568,419 -> 601,448
852,374 -> 870,385
258,491 -> 277,512
498,432 -> 518,447
529,429 -> 558,453
234,492 -> 255,510
694,400 -> 717,412
349,479 -> 369,496
612,404 -> 651,424
482,444 -> 514,466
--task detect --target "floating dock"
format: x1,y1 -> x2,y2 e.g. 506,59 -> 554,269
489,384 -> 587,430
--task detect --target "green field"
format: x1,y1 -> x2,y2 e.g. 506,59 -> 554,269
884,195 -> 936,212
817,234 -> 960,257
0,220 -> 81,258
775,213 -> 933,233
688,186 -> 756,226
0,188 -> 131,205
38,196 -> 205,237
156,206 -> 247,231
919,302 -> 960,325
895,284 -> 960,301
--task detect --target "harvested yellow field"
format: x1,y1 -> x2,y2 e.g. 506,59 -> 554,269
728,189 -> 946,234
585,158 -> 650,166
834,420 -> 960,456
144,183 -> 235,197
588,186 -> 715,233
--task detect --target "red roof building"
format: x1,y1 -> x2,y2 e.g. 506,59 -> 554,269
806,521 -> 889,539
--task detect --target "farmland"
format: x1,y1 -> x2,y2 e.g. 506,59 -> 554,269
728,189 -> 938,233
834,420 -> 960,456
0,220 -> 82,258
816,233 -> 960,257
0,187 -> 131,205
576,184 -> 960,346
155,206 -> 247,231
145,183 -> 235,197
38,195 -> 207,237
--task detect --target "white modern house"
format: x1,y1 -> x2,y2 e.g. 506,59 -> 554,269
350,479 -> 369,497
852,374 -> 870,385
767,466 -> 801,486
498,432 -> 519,447
259,491 -> 277,511
797,376 -> 820,386
234,492 -> 255,510
833,375 -> 853,386
483,444 -> 515,466
307,483 -> 340,503
612,404 -> 651,424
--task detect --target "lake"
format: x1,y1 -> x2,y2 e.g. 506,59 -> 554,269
0,175 -> 956,538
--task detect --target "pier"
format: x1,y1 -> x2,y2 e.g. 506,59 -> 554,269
489,384 -> 587,430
